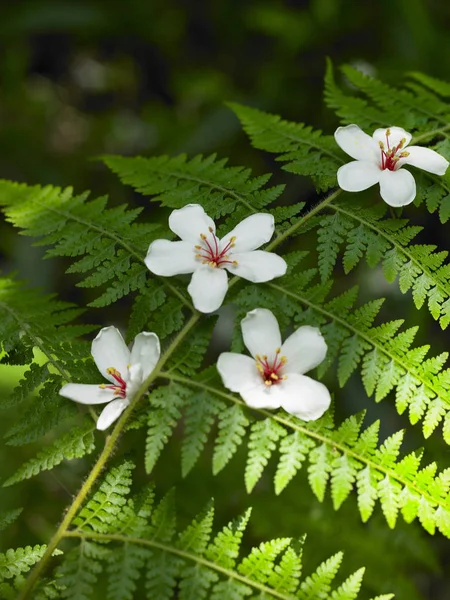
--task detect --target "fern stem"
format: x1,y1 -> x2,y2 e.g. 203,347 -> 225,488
265,189 -> 342,251
411,124 -> 450,144
162,373 -> 450,512
18,313 -> 200,599
63,530 -> 296,600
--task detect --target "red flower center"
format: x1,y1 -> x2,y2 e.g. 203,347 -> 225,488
99,367 -> 127,398
195,228 -> 238,268
379,129 -> 410,171
255,349 -> 287,386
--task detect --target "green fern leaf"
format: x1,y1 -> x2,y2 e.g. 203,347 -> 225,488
245,419 -> 287,493
298,552 -> 343,600
212,405 -> 249,475
3,421 -> 95,486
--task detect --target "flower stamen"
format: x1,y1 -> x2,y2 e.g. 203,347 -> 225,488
99,367 -> 127,398
255,349 -> 287,386
195,232 -> 239,268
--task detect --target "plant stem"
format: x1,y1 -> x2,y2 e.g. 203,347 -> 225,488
18,314 -> 199,599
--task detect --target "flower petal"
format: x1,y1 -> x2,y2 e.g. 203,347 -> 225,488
229,251 -> 287,283
241,308 -> 282,360
379,169 -> 416,207
399,146 -> 449,176
278,373 -> 331,421
145,240 -> 198,276
168,204 -> 216,243
337,161 -> 381,192
217,352 -> 261,392
334,124 -> 379,162
281,326 -> 327,375
187,265 -> 228,313
96,398 -> 129,430
130,332 -> 160,380
91,327 -> 130,383
220,213 -> 275,252
241,384 -> 282,410
59,383 -> 115,405
372,126 -> 412,149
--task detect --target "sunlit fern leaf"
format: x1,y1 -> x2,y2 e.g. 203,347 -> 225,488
229,102 -> 342,192
238,538 -> 292,585
74,461 -> 134,533
298,552 -> 343,600
0,545 -> 49,581
258,273 -> 450,443
49,463 -> 395,599
205,509 -> 252,570
3,419 -> 95,486
178,502 -> 214,555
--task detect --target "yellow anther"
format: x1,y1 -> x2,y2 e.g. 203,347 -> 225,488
200,233 -> 207,240
256,363 -> 264,373
280,356 -> 287,364
378,141 -> 385,150
195,245 -> 202,250
264,380 -> 273,387
208,226 -> 214,233
386,128 -> 391,136
275,347 -> 281,354
208,261 -> 217,267
230,236 -> 237,243
195,253 -> 202,259
400,151 -> 410,158
255,354 -> 261,360
262,355 -> 268,360
232,260 -> 239,266
99,384 -> 107,389
270,373 -> 279,380
106,367 -> 118,375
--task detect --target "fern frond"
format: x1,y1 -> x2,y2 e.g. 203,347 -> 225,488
102,153 -> 285,229
56,463 -> 394,599
0,508 -> 23,532
160,372 -> 450,537
3,420 -> 95,487
229,102 -> 342,192
232,265 -> 450,443
0,181 -> 168,309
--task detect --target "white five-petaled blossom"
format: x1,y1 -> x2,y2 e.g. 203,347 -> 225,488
59,326 -> 160,430
335,124 -> 449,207
145,204 -> 287,313
217,308 -> 331,421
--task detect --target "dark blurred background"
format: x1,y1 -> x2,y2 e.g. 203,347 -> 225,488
1,1 -> 450,598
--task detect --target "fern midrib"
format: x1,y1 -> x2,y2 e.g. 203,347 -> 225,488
332,202 -> 450,304
162,373 -> 450,511
268,282 -> 450,414
146,166 -> 258,213
63,530 -> 297,600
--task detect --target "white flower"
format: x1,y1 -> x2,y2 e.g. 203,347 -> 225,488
217,308 -> 331,421
145,204 -> 287,313
60,326 -> 160,430
335,124 -> 449,207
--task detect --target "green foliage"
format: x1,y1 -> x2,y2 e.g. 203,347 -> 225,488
3,420 -> 95,486
51,462 -> 393,599
102,154 -> 285,230
229,102 -> 342,192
